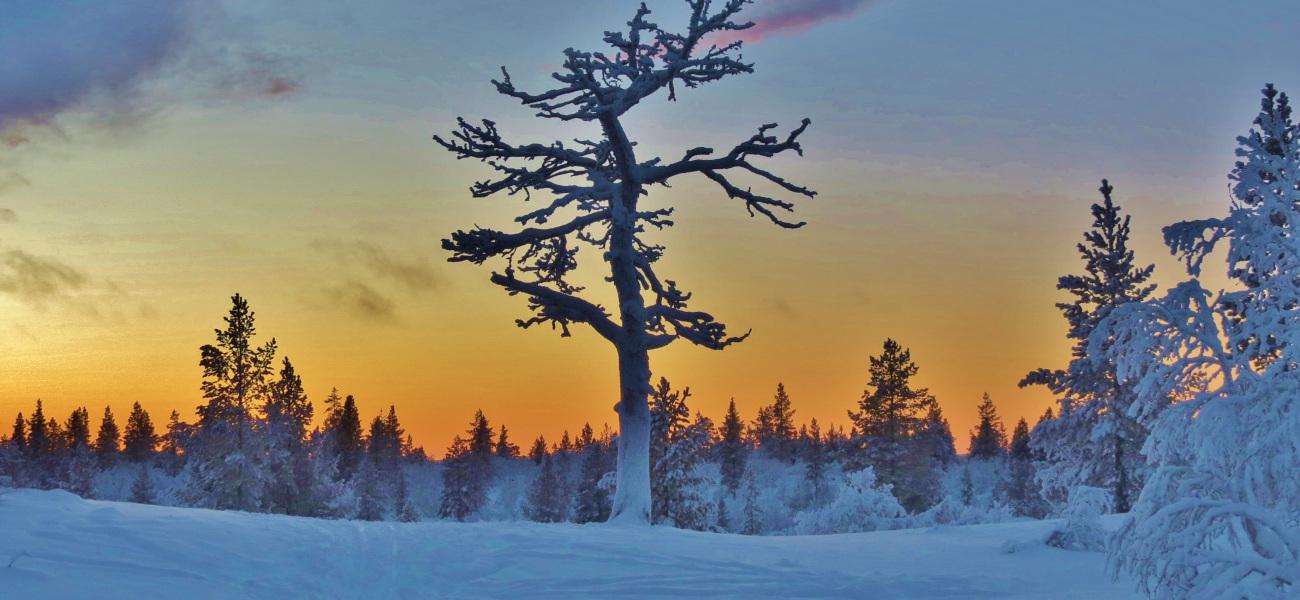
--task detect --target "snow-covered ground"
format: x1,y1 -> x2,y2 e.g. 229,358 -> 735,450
0,488 -> 1138,599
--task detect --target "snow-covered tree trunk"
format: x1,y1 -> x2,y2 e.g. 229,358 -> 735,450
606,113 -> 654,524
611,346 -> 652,523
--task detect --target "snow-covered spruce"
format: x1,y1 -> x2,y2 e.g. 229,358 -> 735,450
1095,84 -> 1300,599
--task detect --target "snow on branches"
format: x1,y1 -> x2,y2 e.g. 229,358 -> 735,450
1098,85 -> 1300,599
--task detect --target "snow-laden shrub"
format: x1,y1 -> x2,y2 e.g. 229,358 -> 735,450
792,467 -> 906,535
911,458 -> 1016,527
1046,486 -> 1109,551
918,497 -> 1017,527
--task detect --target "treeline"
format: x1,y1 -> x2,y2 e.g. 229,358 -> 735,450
0,293 -> 1052,533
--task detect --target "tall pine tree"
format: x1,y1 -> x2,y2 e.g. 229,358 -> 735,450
182,293 -> 277,511
967,393 -> 1007,459
718,399 -> 747,494
1020,179 -> 1155,512
94,406 -> 120,468
847,339 -> 939,511
122,402 -> 156,462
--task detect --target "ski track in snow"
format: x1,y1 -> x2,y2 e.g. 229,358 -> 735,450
0,489 -> 1139,599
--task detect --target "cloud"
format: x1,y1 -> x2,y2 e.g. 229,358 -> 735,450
311,240 -> 439,294
0,247 -> 153,320
0,2 -> 304,131
0,208 -> 15,223
0,2 -> 194,128
309,240 -> 439,322
323,280 -> 397,322
713,0 -> 879,45
0,2 -> 305,202
0,248 -> 90,307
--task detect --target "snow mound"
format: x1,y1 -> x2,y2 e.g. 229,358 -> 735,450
0,489 -> 1138,599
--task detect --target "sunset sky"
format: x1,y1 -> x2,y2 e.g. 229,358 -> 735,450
2,0 -> 1297,455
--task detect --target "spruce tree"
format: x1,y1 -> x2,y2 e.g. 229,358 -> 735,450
494,424 -> 519,458
741,473 -> 763,535
1005,418 -> 1043,517
94,406 -> 120,468
1021,179 -> 1155,512
764,383 -> 797,460
528,435 -> 547,465
330,395 -> 365,481
967,393 -> 1007,459
182,293 -> 277,511
264,358 -> 316,514
122,402 -> 157,462
64,446 -> 96,498
718,399 -> 747,494
468,410 -> 494,456
439,412 -> 497,521
802,427 -> 830,508
573,440 -> 614,523
159,410 -> 185,475
264,358 -> 313,440
395,470 -> 419,522
65,407 -> 91,451
354,460 -> 386,521
649,379 -> 710,529
715,496 -> 730,532
524,454 -> 569,523
437,436 -> 479,521
372,405 -> 406,466
917,405 -> 957,465
1102,86 -> 1300,596
576,423 -> 595,452
9,412 -> 25,453
847,339 -> 937,510
45,417 -> 65,456
555,430 -> 574,456
750,406 -> 774,450
130,464 -> 155,504
26,401 -> 46,458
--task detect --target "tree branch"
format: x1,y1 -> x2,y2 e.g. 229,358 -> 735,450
490,272 -> 622,343
443,210 -> 610,264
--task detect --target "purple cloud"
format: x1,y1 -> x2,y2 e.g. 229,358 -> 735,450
0,1 -> 302,131
713,0 -> 879,45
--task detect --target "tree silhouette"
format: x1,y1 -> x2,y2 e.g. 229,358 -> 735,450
435,0 -> 815,524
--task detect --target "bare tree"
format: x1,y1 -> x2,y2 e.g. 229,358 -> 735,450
436,0 -> 815,524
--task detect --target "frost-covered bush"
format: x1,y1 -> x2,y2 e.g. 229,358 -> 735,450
1046,486 -> 1109,551
793,467 -> 906,535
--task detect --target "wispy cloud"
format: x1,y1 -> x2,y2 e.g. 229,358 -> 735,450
311,240 -> 439,294
0,249 -> 89,306
713,0 -> 879,45
309,240 -> 439,322
0,247 -> 155,320
0,208 -> 16,223
323,279 -> 398,322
